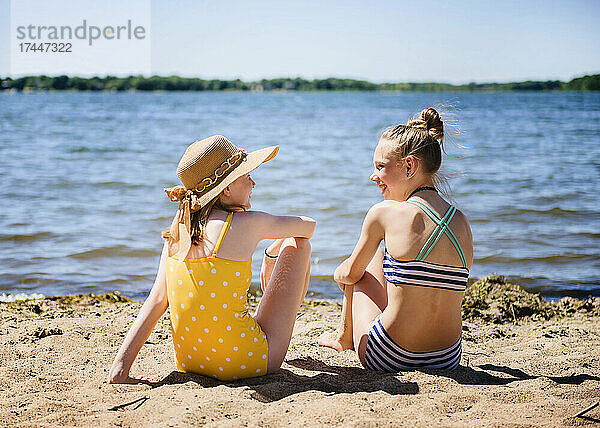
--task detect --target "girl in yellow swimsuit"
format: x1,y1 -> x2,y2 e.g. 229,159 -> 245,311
109,135 -> 315,382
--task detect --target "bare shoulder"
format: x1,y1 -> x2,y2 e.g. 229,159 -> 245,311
372,200 -> 422,223
232,210 -> 268,220
451,207 -> 473,240
230,210 -> 315,240
229,210 -> 271,228
452,206 -> 470,225
375,199 -> 422,212
233,210 -> 315,224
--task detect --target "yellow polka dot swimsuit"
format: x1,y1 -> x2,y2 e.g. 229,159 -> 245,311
166,213 -> 268,381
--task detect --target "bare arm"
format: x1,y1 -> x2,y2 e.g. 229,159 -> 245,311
251,211 -> 316,240
334,204 -> 385,287
108,241 -> 169,384
249,212 -> 315,290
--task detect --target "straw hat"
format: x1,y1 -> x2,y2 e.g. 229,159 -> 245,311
164,135 -> 279,260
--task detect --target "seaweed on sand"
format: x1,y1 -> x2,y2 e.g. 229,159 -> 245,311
462,275 -> 599,323
46,291 -> 133,305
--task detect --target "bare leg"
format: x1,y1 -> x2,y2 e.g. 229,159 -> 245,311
253,237 -> 311,373
317,285 -> 355,351
318,248 -> 387,354
352,251 -> 388,365
260,239 -> 285,292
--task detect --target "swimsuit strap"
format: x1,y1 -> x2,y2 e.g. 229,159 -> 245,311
405,200 -> 467,268
212,212 -> 234,257
416,206 -> 456,261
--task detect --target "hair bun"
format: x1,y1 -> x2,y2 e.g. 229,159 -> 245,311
406,107 -> 444,143
421,107 -> 444,142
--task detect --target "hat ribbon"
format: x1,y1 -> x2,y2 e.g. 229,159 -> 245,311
163,150 -> 247,261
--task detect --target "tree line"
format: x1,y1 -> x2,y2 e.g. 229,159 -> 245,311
1,74 -> 598,92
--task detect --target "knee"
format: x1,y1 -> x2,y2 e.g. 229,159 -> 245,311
294,237 -> 311,252
282,237 -> 311,255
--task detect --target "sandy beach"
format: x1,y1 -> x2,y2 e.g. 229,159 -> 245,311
1,277 -> 599,427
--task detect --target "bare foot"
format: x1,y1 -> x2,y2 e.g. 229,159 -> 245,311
317,330 -> 354,352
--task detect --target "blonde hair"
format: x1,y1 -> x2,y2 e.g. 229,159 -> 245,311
380,107 -> 445,175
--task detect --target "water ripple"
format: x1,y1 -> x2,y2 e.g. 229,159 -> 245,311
1,91 -> 599,299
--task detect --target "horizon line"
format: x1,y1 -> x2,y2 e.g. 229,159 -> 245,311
2,72 -> 599,87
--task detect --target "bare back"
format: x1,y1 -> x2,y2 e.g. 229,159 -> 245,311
378,194 -> 473,352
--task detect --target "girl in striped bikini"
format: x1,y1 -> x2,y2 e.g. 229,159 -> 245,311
318,108 -> 473,371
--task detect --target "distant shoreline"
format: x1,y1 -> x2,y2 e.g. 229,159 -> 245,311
2,73 -> 598,92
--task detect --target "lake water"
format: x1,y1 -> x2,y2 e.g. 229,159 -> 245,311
1,91 -> 599,301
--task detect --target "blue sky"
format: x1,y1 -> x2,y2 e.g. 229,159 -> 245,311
1,0 -> 599,83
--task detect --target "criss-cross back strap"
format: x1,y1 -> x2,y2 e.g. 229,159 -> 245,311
212,212 -> 233,257
417,205 -> 456,261
405,200 -> 467,268
417,207 -> 456,260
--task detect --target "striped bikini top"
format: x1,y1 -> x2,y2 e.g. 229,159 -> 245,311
383,200 -> 469,292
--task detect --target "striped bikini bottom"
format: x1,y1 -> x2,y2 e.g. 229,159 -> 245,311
364,315 -> 462,372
